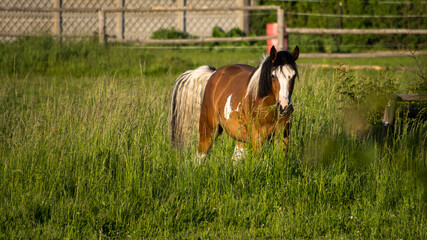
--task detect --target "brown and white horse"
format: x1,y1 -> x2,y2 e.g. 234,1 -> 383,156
169,46 -> 299,163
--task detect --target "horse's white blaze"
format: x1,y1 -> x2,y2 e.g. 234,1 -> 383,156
273,64 -> 295,108
224,94 -> 233,119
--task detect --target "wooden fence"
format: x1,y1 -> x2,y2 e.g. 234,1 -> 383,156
0,5 -> 285,49
285,28 -> 427,35
382,94 -> 427,126
2,5 -> 427,50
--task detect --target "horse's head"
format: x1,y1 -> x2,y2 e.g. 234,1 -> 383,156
267,46 -> 299,115
246,45 -> 299,115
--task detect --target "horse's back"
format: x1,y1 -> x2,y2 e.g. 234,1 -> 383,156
204,64 -> 254,100
213,64 -> 254,85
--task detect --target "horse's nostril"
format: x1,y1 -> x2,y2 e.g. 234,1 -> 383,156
277,103 -> 293,115
278,104 -> 286,114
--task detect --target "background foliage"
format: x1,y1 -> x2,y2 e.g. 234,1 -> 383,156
252,0 -> 427,52
149,1 -> 426,53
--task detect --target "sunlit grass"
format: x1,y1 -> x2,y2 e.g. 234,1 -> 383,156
0,38 -> 426,238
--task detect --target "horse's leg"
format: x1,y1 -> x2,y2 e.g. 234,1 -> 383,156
196,113 -> 220,163
282,119 -> 292,153
232,141 -> 246,163
250,127 -> 263,156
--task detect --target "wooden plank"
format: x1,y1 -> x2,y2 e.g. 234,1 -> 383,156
53,0 -> 62,36
115,0 -> 124,40
98,10 -> 105,44
111,35 -> 276,44
382,95 -> 398,127
0,33 -> 92,38
114,36 -> 275,44
396,94 -> 427,102
0,6 -> 280,13
301,51 -> 427,59
382,94 -> 427,126
103,6 -> 280,12
176,0 -> 185,32
286,28 -> 427,35
0,7 -> 98,13
300,64 -> 386,70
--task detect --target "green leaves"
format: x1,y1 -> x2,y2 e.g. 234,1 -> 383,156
150,27 -> 193,40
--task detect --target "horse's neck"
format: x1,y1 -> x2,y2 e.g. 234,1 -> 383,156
243,93 -> 277,117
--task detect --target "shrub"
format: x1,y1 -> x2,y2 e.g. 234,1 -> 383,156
211,26 -> 250,46
150,27 -> 194,39
337,66 -> 398,130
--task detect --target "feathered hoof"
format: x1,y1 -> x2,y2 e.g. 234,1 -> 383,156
194,152 -> 207,165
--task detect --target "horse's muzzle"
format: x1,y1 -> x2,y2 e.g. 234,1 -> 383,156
277,102 -> 294,116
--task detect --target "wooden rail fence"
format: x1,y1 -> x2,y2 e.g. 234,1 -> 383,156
0,6 -> 285,48
1,6 -> 427,49
382,94 -> 427,126
286,28 -> 427,35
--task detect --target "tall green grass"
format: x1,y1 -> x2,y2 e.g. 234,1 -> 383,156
0,38 -> 426,238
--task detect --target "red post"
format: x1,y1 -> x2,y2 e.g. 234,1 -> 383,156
266,23 -> 278,53
266,22 -> 288,53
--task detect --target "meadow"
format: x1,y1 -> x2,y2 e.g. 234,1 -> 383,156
0,37 -> 426,239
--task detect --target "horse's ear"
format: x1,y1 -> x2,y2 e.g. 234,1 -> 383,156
270,46 -> 277,62
291,46 -> 299,61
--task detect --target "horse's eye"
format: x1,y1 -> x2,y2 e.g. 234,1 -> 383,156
271,74 -> 275,79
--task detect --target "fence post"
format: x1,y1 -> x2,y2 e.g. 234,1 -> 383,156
176,0 -> 186,32
238,0 -> 251,35
115,0 -> 124,40
284,24 -> 288,51
53,0 -> 62,37
277,7 -> 284,51
337,1 -> 343,48
98,10 -> 106,44
382,95 -> 398,126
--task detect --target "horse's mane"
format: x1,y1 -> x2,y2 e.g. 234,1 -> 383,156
246,56 -> 268,100
246,51 -> 298,100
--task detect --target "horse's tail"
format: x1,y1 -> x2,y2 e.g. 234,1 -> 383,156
169,65 -> 216,148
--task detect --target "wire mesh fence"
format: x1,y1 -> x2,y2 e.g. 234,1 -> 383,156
0,0 -> 249,41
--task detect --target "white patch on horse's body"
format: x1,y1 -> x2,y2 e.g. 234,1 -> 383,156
273,64 -> 296,107
224,94 -> 233,119
232,144 -> 246,163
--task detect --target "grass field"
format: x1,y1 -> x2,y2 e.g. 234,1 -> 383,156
1,37 -> 426,239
